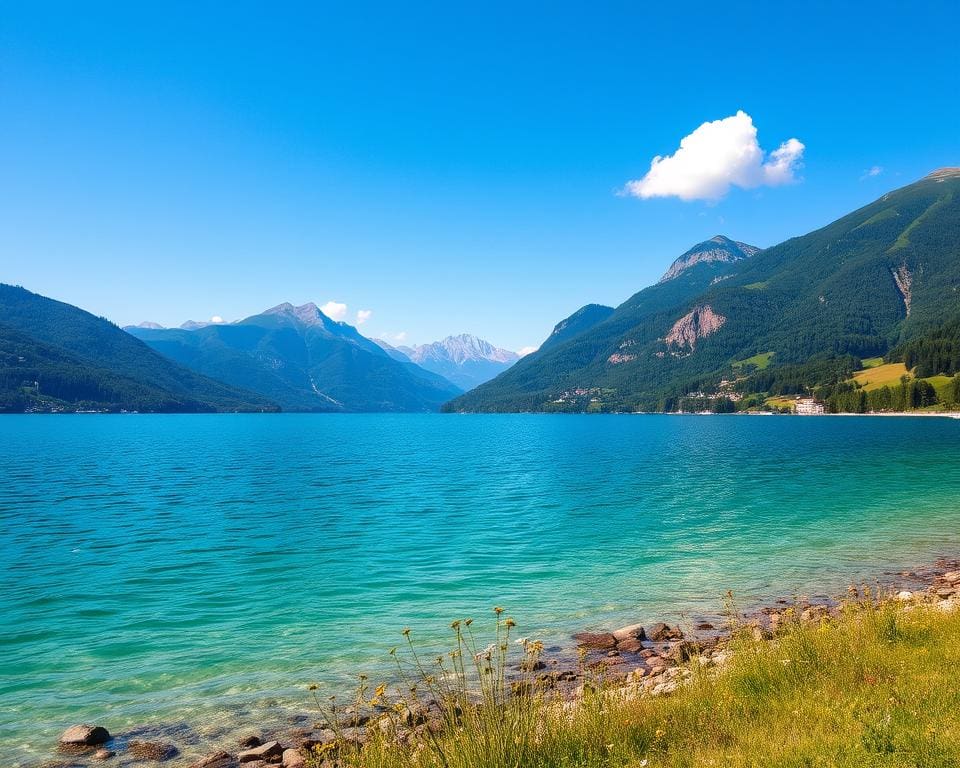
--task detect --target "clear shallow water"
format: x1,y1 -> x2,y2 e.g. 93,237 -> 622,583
3,413 -> 960,764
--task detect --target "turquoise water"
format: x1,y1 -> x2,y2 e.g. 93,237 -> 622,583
3,414 -> 960,764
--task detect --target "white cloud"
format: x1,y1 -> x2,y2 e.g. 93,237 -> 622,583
210,315 -> 224,324
518,346 -> 538,356
622,111 -> 805,202
356,309 -> 372,325
320,301 -> 348,321
861,165 -> 883,180
387,331 -> 408,343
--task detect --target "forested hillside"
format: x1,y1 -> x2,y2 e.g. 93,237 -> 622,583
0,285 -> 277,413
446,170 -> 960,412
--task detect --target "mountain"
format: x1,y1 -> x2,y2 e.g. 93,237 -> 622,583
125,321 -> 165,330
398,334 -> 519,390
445,170 -> 960,412
0,285 -> 277,413
128,302 -> 462,412
538,304 -> 615,353
658,236 -> 760,283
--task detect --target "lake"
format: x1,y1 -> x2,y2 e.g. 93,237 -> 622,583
3,413 -> 960,764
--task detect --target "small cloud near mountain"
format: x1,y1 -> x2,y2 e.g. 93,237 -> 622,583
621,111 -> 804,202
320,301 -> 348,321
861,166 -> 884,180
356,309 -> 372,325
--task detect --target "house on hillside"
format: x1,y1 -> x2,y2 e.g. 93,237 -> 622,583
796,398 -> 825,415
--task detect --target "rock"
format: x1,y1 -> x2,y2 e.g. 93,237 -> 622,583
238,736 -> 262,749
128,740 -> 179,761
616,637 -> 645,654
669,640 -> 704,662
695,622 -> 715,631
519,658 -> 546,672
238,741 -> 284,763
297,729 -> 336,751
611,623 -> 646,642
647,623 -> 683,641
651,680 -> 678,696
573,631 -> 617,649
281,749 -> 305,768
896,590 -> 914,601
92,749 -> 115,760
800,605 -> 829,623
191,752 -> 239,768
59,725 -> 112,747
936,587 -> 956,599
943,570 -> 960,584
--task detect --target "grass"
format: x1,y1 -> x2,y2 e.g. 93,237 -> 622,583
852,362 -> 911,392
927,375 -> 955,404
764,395 -> 796,409
861,357 -> 885,369
733,352 -> 773,371
743,281 -> 769,290
308,597 -> 960,768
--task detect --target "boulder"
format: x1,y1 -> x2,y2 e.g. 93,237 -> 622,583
896,590 -> 914,601
616,637 -> 645,654
238,741 -> 284,763
281,749 -> 305,768
936,587 -> 956,599
92,749 -> 115,761
611,623 -> 646,643
943,570 -> 960,584
238,736 -> 262,749
572,631 -> 617,649
59,725 -> 112,747
669,640 -> 704,662
647,623 -> 683,641
191,752 -> 239,768
695,622 -> 715,631
128,741 -> 179,761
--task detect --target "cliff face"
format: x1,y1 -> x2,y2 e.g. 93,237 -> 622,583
892,265 -> 913,317
664,305 -> 726,350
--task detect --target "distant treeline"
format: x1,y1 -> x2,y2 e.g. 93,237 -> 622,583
890,322 -> 960,377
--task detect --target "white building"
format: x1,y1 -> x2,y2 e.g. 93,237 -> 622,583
796,398 -> 825,415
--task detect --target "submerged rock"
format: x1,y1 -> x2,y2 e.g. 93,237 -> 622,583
128,740 -> 179,761
190,752 -> 239,768
59,725 -> 112,747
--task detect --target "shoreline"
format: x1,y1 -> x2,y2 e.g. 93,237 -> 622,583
38,554 -> 960,768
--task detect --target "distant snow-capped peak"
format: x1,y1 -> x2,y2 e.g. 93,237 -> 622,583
408,334 -> 519,365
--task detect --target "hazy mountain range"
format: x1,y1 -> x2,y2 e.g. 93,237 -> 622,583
125,302 -> 463,412
375,334 -> 520,390
4,169 -> 960,414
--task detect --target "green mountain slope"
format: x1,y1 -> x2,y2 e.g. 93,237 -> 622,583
0,285 -> 277,412
128,302 -> 462,412
447,170 -> 960,412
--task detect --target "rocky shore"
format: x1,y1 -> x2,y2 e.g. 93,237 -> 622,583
38,558 -> 960,768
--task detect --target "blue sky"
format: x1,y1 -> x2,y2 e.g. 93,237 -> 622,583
2,2 -> 958,352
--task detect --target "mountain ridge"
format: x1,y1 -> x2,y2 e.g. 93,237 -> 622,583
128,302 -> 461,411
445,171 -> 960,412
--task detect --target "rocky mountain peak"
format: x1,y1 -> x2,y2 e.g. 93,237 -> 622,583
927,168 -> 960,181
658,236 -> 761,284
